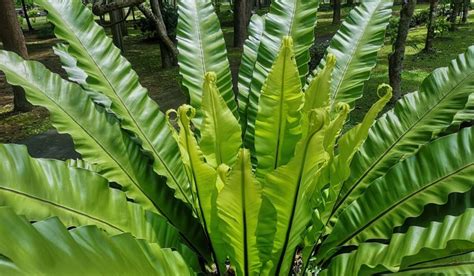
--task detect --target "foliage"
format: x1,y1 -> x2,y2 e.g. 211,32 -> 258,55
410,8 -> 429,27
0,0 -> 473,275
386,7 -> 450,44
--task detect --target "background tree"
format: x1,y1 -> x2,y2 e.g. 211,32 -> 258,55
110,9 -> 125,51
389,0 -> 417,100
137,1 -> 178,68
0,0 -> 32,112
150,0 -> 176,68
233,0 -> 253,48
332,0 -> 342,24
450,0 -> 462,28
20,0 -> 34,31
424,0 -> 439,52
461,0 -> 470,23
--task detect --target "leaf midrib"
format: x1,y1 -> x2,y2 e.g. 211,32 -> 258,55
273,47 -> 289,170
0,186 -> 124,233
330,1 -> 382,108
332,163 -> 473,251
47,4 -> 193,207
337,70 -> 474,212
24,78 -> 159,216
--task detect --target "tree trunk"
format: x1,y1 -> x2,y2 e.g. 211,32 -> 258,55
424,0 -> 438,52
110,9 -> 125,52
131,7 -> 136,22
137,3 -> 178,58
462,0 -> 469,23
0,0 -> 32,112
332,0 -> 341,25
92,0 -> 145,15
160,40 -> 176,68
147,0 -> 178,68
120,8 -> 129,36
21,0 -> 34,31
234,0 -> 252,48
214,0 -> 221,14
389,0 -> 417,101
450,0 -> 462,28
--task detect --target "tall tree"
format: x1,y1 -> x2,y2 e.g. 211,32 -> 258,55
424,0 -> 439,52
450,0 -> 462,28
110,9 -> 125,52
20,0 -> 34,31
234,0 -> 253,48
461,0 -> 469,23
332,0 -> 342,24
388,0 -> 417,100
0,0 -> 32,112
149,0 -> 176,68
137,2 -> 178,68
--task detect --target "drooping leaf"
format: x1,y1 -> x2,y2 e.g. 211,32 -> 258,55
0,143 -> 198,266
52,43 -> 112,108
254,37 -> 304,176
200,72 -> 242,168
176,0 -> 237,125
36,0 -> 191,207
238,14 -> 265,126
215,149 -> 262,275
395,189 -> 474,232
386,252 -> 474,275
320,209 -> 474,275
339,45 -> 474,212
317,0 -> 393,110
259,109 -> 330,275
0,51 -> 210,261
244,0 -> 320,151
318,126 -> 474,261
0,207 -> 191,275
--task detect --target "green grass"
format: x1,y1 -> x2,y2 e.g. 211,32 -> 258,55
0,108 -> 50,143
352,12 -> 474,124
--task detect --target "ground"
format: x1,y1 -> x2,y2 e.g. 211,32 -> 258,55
0,4 -> 473,144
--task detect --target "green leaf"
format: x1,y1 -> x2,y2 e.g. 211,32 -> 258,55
318,126 -> 474,261
320,209 -> 474,275
388,252 -> 474,275
36,0 -> 191,207
215,149 -> 262,275
244,0 -> 320,152
0,143 -> 198,266
303,53 -> 336,112
259,109 -> 330,275
322,85 -> 392,217
339,45 -> 474,212
200,72 -> 242,168
171,106 -> 218,236
317,0 -> 393,110
395,189 -> 474,233
0,207 -> 191,275
177,0 -> 237,125
254,37 -> 304,176
52,43 -> 112,108
0,51 -> 210,261
238,14 -> 265,126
